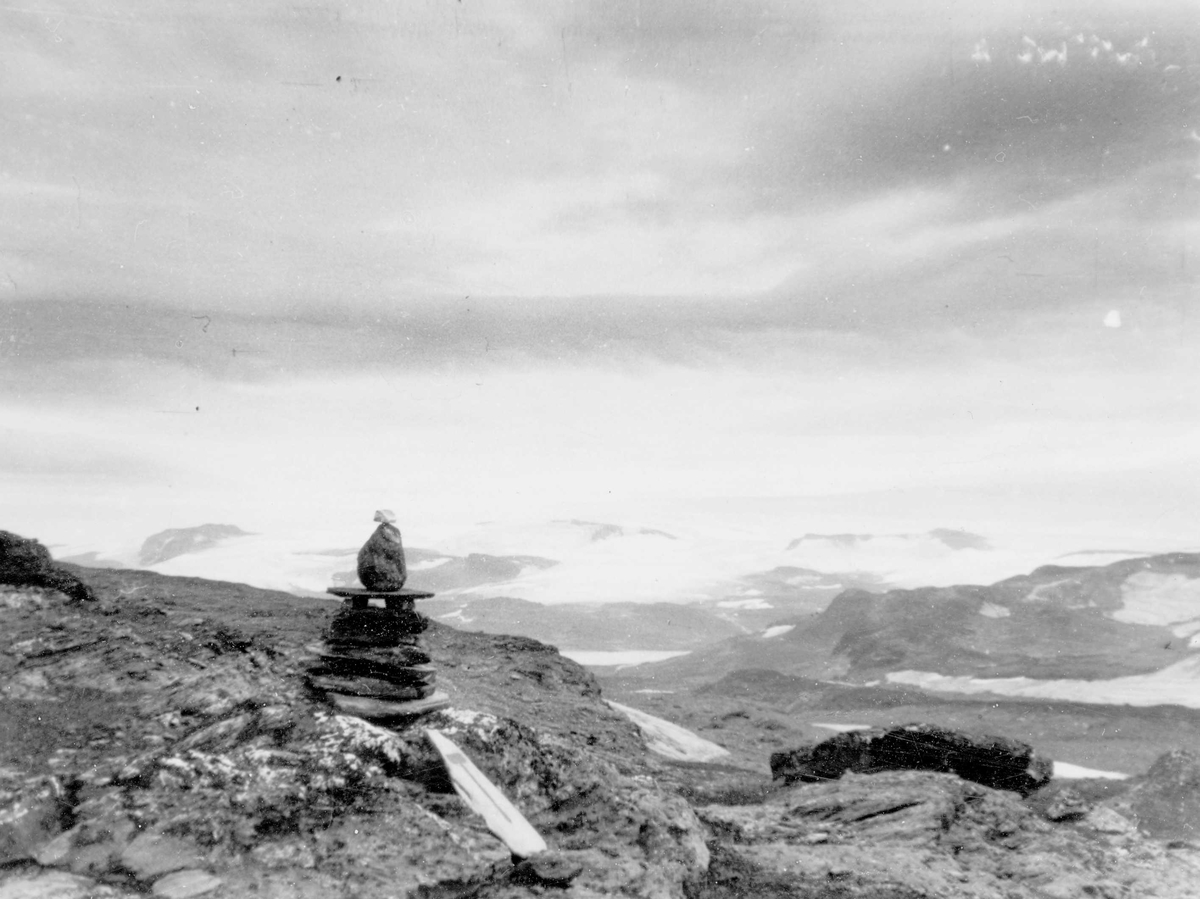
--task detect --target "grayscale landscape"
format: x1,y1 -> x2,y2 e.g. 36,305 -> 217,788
2,1 -> 1199,897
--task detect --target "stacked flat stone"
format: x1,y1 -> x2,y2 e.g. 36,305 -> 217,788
305,587 -> 450,720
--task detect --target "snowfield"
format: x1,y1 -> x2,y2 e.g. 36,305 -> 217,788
605,700 -> 730,762
560,650 -> 691,668
887,654 -> 1200,710
54,514 -> 1172,607
1114,571 -> 1200,640
761,624 -> 795,639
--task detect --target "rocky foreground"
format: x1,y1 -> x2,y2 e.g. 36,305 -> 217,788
2,545 -> 1200,898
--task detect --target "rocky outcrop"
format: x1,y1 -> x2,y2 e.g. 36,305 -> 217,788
0,567 -> 707,899
770,723 -> 1053,796
693,770 -> 1199,899
4,558 -> 1200,899
0,530 -> 94,602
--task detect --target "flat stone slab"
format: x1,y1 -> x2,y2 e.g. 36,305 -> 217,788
327,690 -> 450,720
327,587 -> 435,609
308,661 -> 438,686
306,673 -> 437,701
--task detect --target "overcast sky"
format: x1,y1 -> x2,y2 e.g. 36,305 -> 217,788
2,0 -> 1198,555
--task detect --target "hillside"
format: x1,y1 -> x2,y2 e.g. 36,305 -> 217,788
4,543 -> 1200,897
629,552 -> 1200,687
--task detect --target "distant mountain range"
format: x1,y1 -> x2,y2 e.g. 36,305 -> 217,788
56,522 -> 1195,671
626,552 -> 1200,699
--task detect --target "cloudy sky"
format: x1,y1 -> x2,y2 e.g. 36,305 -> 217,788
2,0 -> 1198,560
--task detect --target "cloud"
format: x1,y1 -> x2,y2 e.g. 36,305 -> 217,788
0,0 -> 1196,349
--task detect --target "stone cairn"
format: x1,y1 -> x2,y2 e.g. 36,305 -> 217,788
305,511 -> 449,719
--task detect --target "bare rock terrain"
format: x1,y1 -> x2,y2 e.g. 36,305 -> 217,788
2,544 -> 1200,897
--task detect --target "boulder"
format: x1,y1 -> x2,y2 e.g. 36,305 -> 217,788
356,512 -> 407,591
0,776 -> 71,865
0,530 -> 94,602
769,722 -> 1053,796
1124,748 -> 1200,840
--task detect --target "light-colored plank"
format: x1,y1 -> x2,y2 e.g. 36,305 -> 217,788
425,728 -> 547,859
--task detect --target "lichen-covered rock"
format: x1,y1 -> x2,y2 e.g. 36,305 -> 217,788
391,709 -> 711,898
0,530 -> 94,602
695,770 -> 1200,899
770,722 -> 1053,796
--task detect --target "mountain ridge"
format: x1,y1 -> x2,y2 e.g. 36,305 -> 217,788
624,551 -> 1200,691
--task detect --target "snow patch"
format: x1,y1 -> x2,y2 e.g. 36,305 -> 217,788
606,700 -> 730,762
887,654 -> 1200,710
810,722 -> 872,733
761,625 -> 795,639
1023,577 -> 1085,605
717,598 -> 773,610
560,650 -> 691,668
1114,572 -> 1200,630
978,602 -> 1011,619
1053,761 -> 1129,780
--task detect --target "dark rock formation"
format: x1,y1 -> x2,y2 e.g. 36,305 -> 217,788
0,530 -> 94,601
138,524 -> 249,566
357,513 -> 407,591
769,723 -> 1053,796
